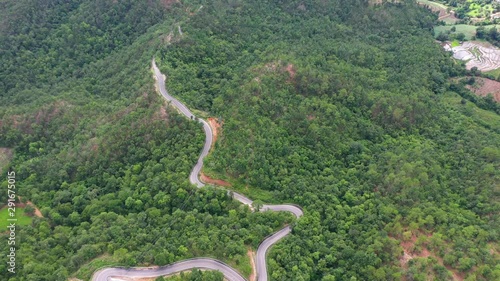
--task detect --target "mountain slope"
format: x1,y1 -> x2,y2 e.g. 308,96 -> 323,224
0,0 -> 498,281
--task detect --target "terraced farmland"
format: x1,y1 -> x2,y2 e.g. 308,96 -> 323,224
447,41 -> 500,71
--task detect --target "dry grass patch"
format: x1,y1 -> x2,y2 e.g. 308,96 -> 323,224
0,148 -> 13,174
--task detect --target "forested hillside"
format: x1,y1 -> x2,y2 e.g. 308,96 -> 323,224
0,0 -> 499,281
158,0 -> 500,280
0,1 -> 292,280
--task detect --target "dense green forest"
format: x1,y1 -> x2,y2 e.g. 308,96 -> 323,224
475,25 -> 500,46
0,1 -> 292,280
1,0 -> 499,281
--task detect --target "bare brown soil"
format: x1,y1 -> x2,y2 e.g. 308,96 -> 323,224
26,201 -> 43,218
285,63 -> 296,79
248,249 -> 256,281
16,197 -> 43,218
466,77 -> 500,102
201,118 -> 232,186
0,199 -> 43,219
258,61 -> 297,82
207,117 -> 222,146
200,173 -> 232,187
152,105 -> 170,123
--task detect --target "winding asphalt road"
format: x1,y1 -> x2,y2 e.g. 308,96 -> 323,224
91,59 -> 303,281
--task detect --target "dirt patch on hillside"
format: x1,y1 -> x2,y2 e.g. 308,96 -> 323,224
26,201 -> 43,218
152,105 -> 170,123
398,234 -> 464,281
466,77 -> 500,102
17,197 -> 43,218
200,173 -> 232,187
1,101 -> 73,135
256,61 -> 297,82
160,106 -> 169,119
207,117 -> 222,146
285,64 -> 296,79
34,100 -> 71,125
248,249 -> 256,281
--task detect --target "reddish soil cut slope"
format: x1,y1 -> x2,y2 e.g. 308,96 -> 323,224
207,117 -> 222,146
200,173 -> 231,187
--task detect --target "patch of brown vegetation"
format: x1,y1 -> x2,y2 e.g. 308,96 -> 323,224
160,0 -> 180,9
160,31 -> 174,45
1,114 -> 30,134
114,102 -> 138,121
90,138 -> 99,153
200,173 -> 232,187
2,101 -> 73,135
466,77 -> 500,102
264,61 -> 279,72
35,100 -> 70,125
160,106 -> 169,120
151,105 -> 170,124
0,148 -> 13,174
488,243 -> 499,256
397,233 -> 464,281
254,61 -> 297,83
248,248 -> 256,281
285,63 -> 296,79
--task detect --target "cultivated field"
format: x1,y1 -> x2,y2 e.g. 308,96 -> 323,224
446,41 -> 500,71
434,25 -> 500,40
418,0 -> 459,24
